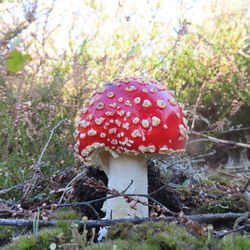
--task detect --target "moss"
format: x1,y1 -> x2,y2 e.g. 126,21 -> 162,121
0,226 -> 15,247
107,221 -> 191,243
3,228 -> 64,250
208,174 -> 230,185
107,222 -> 134,240
85,240 -> 158,250
53,208 -> 83,236
147,232 -> 184,250
3,219 -> 249,250
219,234 -> 250,250
55,208 -> 82,220
2,210 -> 91,249
86,222 -> 207,250
196,193 -> 250,214
177,188 -> 193,201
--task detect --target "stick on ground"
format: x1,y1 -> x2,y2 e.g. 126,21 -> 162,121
0,213 -> 245,228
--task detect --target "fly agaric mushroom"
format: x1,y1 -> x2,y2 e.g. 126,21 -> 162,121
75,77 -> 188,219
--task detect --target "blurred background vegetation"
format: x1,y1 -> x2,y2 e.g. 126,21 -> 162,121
0,0 -> 249,195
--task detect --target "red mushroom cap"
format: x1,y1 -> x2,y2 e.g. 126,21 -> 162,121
75,77 -> 188,164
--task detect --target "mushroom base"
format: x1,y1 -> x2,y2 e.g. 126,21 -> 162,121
102,154 -> 148,219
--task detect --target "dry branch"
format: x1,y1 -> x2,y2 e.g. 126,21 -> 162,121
215,224 -> 250,238
37,119 -> 68,166
49,193 -> 175,216
241,177 -> 250,193
22,119 -> 68,201
0,183 -> 26,195
191,131 -> 250,149
0,213 -> 245,228
58,171 -> 86,204
78,177 -> 176,217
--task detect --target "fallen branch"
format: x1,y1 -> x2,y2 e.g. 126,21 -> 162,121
215,224 -> 250,238
0,213 -> 245,228
191,131 -> 250,149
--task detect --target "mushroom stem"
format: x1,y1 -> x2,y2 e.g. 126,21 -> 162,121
102,154 -> 148,219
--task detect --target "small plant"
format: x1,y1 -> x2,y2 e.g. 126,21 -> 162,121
32,208 -> 40,234
70,216 -> 95,248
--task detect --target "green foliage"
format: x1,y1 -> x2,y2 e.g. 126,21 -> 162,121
107,222 -> 204,249
4,215 -> 91,249
208,174 -> 229,185
55,209 -> 82,221
197,193 -> 249,214
3,222 -> 250,250
6,50 -> 31,73
3,228 -> 64,250
0,2 -> 249,248
0,226 -> 15,247
219,234 -> 250,250
0,75 -> 75,197
85,222 -> 208,250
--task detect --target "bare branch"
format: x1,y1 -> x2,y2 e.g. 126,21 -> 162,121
191,131 -> 250,149
121,180 -> 133,194
50,193 -> 175,216
241,177 -> 250,193
215,224 -> 250,238
191,82 -> 207,130
0,183 -> 26,195
22,119 -> 68,201
37,119 -> 68,166
58,170 -> 87,204
83,177 -> 176,215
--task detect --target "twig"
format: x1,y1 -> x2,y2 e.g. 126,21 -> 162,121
121,180 -> 133,194
241,177 -> 250,193
187,139 -> 211,145
191,131 -> 250,149
185,213 -> 246,224
230,170 -> 250,174
196,127 -> 250,135
149,183 -> 169,196
191,81 -> 207,130
215,127 -> 250,134
145,19 -> 188,75
0,217 -> 170,228
37,119 -> 68,166
22,119 -> 67,201
0,183 -> 26,195
0,213 -> 245,228
58,170 -> 86,204
216,171 -> 235,178
189,190 -> 218,199
0,202 -> 17,217
88,204 -> 101,220
186,110 -> 210,127
50,193 -> 176,215
191,150 -> 216,159
233,212 -> 249,229
82,178 -> 176,216
214,224 -> 250,238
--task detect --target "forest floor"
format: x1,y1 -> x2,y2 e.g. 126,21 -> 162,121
1,151 -> 250,249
